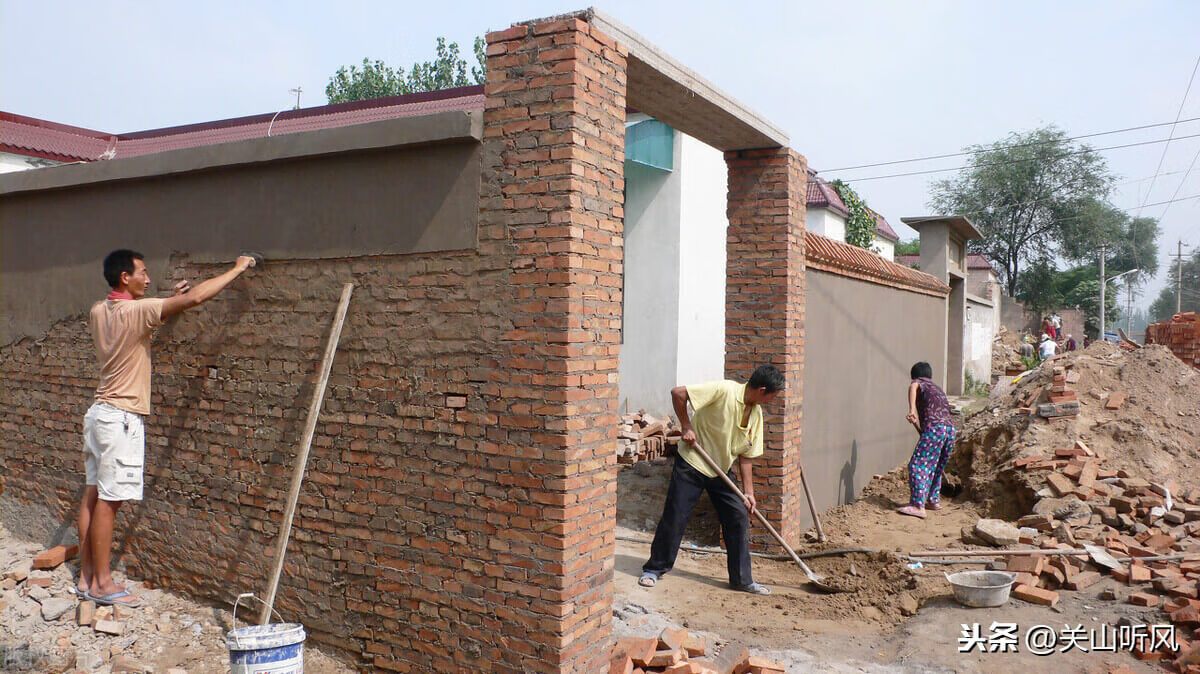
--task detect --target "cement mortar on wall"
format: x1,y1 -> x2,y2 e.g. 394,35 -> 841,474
801,268 -> 948,527
1,139 -> 480,344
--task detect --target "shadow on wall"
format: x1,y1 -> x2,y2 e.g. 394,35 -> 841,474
839,440 -> 858,506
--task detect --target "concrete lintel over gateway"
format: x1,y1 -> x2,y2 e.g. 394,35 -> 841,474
577,8 -> 789,151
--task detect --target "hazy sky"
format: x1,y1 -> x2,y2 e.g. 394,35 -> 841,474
3,1 -> 1197,309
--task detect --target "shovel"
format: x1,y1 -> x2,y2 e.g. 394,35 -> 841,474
688,442 -> 841,593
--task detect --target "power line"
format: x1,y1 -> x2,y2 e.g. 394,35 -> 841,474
825,132 -> 1200,183
821,116 -> 1200,172
1159,143 -> 1200,220
1136,54 -> 1200,216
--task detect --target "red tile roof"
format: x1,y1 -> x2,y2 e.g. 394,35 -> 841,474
967,253 -> 997,272
806,172 -> 899,241
871,209 -> 899,241
0,112 -> 114,161
806,232 -> 949,297
805,173 -> 849,217
1,86 -> 484,162
895,253 -> 998,273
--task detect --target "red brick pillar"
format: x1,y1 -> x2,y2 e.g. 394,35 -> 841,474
481,15 -> 626,673
724,148 -> 807,548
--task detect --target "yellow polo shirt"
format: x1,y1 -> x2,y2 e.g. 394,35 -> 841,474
676,380 -> 765,478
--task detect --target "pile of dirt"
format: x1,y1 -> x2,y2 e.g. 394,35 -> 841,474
950,342 -> 1200,519
992,326 -> 1031,375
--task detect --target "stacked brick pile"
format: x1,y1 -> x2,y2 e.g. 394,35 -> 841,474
617,412 -> 682,465
611,628 -> 785,674
1146,312 -> 1200,370
1017,365 -> 1081,420
1004,441 -> 1200,663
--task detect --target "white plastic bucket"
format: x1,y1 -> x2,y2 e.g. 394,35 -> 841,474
226,594 -> 305,674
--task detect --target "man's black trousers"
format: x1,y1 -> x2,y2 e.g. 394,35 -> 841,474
642,454 -> 753,588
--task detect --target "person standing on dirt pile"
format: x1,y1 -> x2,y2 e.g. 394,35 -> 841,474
897,362 -> 956,520
1039,333 -> 1058,360
1066,334 -> 1077,351
77,249 -> 257,609
1041,317 -> 1057,341
638,365 -> 784,595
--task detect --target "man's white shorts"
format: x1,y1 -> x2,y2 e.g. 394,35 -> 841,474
83,402 -> 145,501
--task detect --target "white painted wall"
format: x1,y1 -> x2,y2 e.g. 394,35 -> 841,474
0,152 -> 65,173
619,127 -> 683,416
676,133 -> 727,390
873,236 -> 895,261
965,295 -> 997,385
618,125 -> 728,417
806,207 -> 846,242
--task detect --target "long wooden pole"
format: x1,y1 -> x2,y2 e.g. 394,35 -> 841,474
259,282 -> 354,624
687,442 -> 831,589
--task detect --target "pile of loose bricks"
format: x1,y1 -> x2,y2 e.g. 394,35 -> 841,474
1003,421 -> 1200,664
617,411 -> 681,465
3,545 -> 132,637
1146,312 -> 1200,370
611,628 -> 784,674
1017,364 -> 1082,420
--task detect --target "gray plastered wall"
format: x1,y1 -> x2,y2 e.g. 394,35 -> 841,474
801,268 -> 948,523
1,112 -> 481,344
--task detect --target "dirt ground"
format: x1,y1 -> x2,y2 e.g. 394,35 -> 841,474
1,524 -> 354,674
615,469 -> 1168,672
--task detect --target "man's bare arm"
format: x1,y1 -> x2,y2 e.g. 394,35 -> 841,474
738,456 -> 756,514
671,386 -> 696,445
161,256 -> 255,318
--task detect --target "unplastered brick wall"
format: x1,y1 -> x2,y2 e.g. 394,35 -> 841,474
1,14 -> 627,674
724,147 -> 808,547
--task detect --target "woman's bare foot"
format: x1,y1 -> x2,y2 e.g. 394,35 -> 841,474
896,505 -> 927,519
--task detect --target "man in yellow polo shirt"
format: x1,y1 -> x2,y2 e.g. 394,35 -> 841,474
639,365 -> 784,595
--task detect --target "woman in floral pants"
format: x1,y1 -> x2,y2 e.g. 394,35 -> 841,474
897,362 -> 956,519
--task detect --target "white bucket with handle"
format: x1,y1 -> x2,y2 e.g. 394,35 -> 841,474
225,593 -> 305,674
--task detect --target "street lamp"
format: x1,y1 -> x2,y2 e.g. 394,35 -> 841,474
1099,267 -> 1139,342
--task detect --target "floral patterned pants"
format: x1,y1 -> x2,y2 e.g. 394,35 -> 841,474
908,424 -> 956,507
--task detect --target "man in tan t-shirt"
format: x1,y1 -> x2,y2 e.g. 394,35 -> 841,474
78,249 -> 257,608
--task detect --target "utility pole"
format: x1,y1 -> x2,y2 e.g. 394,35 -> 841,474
1127,281 -> 1133,333
1180,240 -> 1185,315
289,86 -> 303,110
1099,245 -> 1106,341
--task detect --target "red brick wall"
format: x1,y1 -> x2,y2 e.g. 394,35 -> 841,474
481,15 -> 627,672
724,148 -> 808,547
1,14 -> 626,674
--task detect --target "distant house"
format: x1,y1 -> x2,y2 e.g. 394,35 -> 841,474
898,252 -> 1001,384
805,172 -> 899,260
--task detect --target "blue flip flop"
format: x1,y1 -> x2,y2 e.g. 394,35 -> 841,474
90,590 -> 142,608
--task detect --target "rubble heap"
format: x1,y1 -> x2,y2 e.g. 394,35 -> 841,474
947,342 -> 1200,665
611,627 -> 785,674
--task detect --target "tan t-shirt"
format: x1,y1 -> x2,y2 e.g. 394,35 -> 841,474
89,297 -> 166,415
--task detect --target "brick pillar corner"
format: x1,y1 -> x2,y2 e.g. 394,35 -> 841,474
724,147 -> 807,549
482,14 -> 626,673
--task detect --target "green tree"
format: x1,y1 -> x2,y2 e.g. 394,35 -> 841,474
1150,249 -> 1200,322
1015,258 -> 1063,317
895,238 -> 920,257
929,126 -> 1115,297
326,36 -> 486,104
326,58 -> 408,104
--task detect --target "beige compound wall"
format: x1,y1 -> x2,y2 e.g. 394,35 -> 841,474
801,269 -> 948,525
